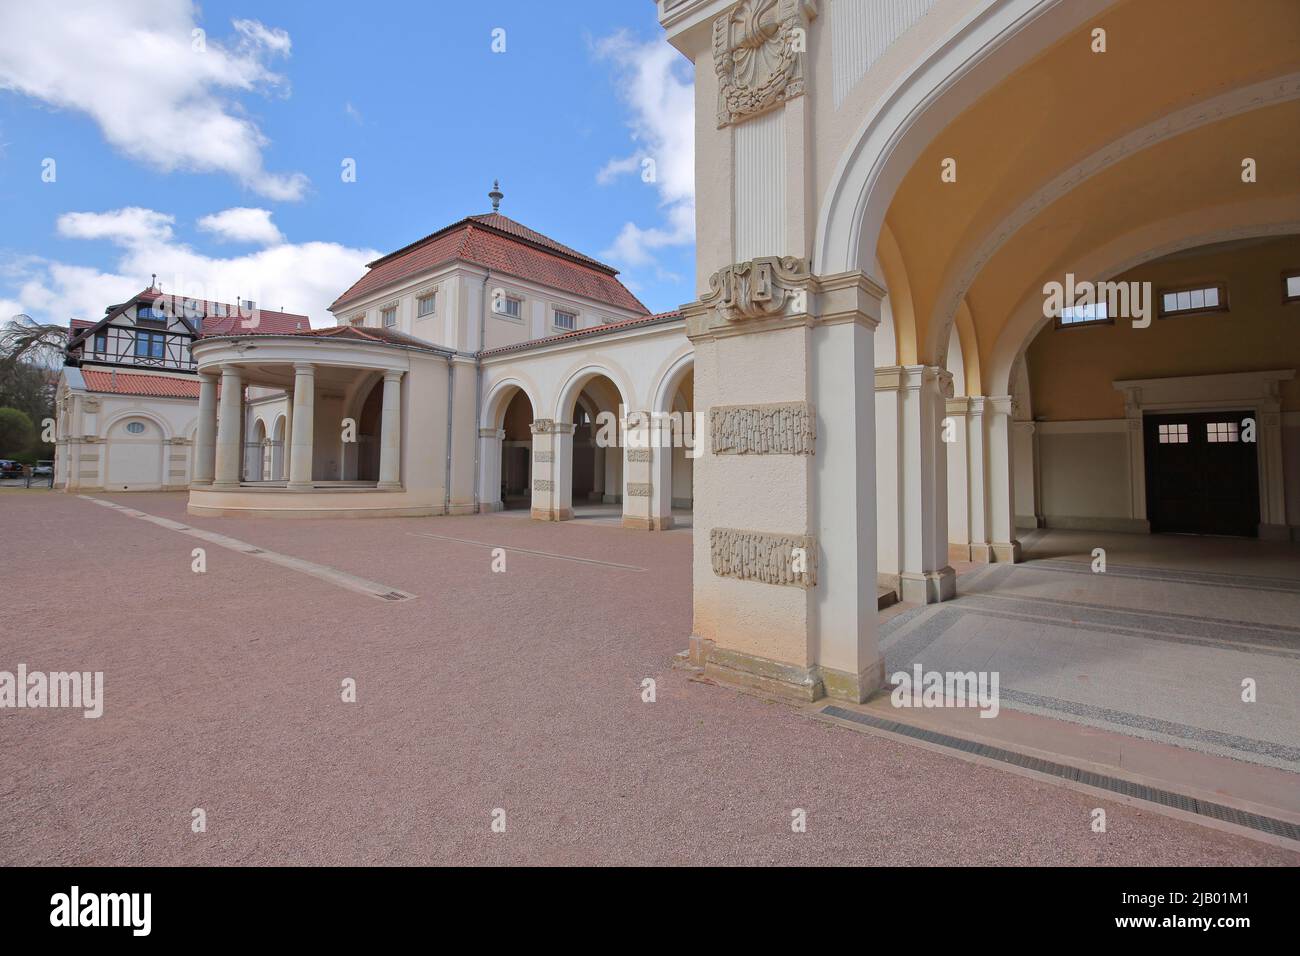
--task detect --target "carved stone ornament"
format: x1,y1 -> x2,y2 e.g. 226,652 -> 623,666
714,0 -> 818,128
703,256 -> 810,322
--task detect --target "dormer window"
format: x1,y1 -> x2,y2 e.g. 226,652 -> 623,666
136,304 -> 166,324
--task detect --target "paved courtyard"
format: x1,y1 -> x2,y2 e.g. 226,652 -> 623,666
1,491 -> 1296,865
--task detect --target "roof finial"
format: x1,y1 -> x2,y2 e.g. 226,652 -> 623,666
488,179 -> 503,213
150,273 -> 157,290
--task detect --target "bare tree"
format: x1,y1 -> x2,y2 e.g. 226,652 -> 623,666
1,314 -> 69,367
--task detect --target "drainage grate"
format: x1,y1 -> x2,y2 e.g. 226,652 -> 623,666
820,705 -> 1300,842
378,591 -> 411,602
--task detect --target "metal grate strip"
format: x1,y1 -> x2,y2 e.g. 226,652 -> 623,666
820,705 -> 1300,842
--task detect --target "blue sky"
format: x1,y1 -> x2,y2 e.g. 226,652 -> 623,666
0,0 -> 696,325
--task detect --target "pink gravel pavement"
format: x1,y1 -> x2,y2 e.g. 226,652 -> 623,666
1,491 -> 1295,866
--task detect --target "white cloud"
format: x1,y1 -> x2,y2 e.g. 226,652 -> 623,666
594,32 -> 695,269
5,207 -> 379,327
197,207 -> 284,245
0,1 -> 307,200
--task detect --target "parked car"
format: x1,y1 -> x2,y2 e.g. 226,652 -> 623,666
0,459 -> 25,478
32,462 -> 53,478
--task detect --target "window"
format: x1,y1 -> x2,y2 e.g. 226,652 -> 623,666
125,421 -> 146,435
1206,421 -> 1239,443
1284,272 -> 1300,304
1157,423 -> 1189,444
351,312 -> 366,327
1056,301 -> 1110,328
497,295 -> 522,319
136,305 -> 166,323
1158,283 -> 1227,317
134,331 -> 166,360
381,306 -> 397,328
417,292 -> 437,317
93,332 -> 107,354
553,309 -> 577,331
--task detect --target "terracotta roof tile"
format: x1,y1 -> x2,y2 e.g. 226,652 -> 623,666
330,214 -> 648,315
479,311 -> 682,357
81,369 -> 202,399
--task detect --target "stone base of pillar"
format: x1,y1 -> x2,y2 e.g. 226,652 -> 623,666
479,501 -> 504,514
900,567 -> 956,605
601,494 -> 621,505
991,540 -> 1022,563
622,515 -> 673,531
948,543 -> 972,564
968,543 -> 995,563
689,637 -> 886,704
190,479 -> 214,489
1259,523 -> 1290,541
212,480 -> 241,491
530,507 -> 573,521
376,481 -> 402,491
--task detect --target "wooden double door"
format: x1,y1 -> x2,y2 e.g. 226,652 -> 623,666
1143,410 -> 1259,537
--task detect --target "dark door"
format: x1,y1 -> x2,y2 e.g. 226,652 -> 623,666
1144,411 -> 1259,537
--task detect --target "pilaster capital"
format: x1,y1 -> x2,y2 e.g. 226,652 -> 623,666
987,395 -> 1017,418
293,362 -> 316,376
383,369 -> 404,383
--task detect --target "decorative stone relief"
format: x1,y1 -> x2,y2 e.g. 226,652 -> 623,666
711,402 -> 814,455
529,419 -> 555,435
627,483 -> 652,497
626,448 -> 652,462
710,528 -> 817,588
703,256 -> 810,322
714,0 -> 818,128
532,479 -> 553,492
534,451 -> 554,463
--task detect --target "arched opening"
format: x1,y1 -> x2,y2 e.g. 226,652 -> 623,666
245,419 -> 266,482
500,388 -> 533,510
559,372 -> 625,522
650,354 -> 694,530
271,415 -> 286,481
106,415 -> 164,490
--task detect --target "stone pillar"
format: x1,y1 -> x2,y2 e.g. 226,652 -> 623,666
685,258 -> 885,704
529,419 -> 572,521
875,365 -> 956,602
478,427 -> 504,512
987,395 -> 1022,563
193,371 -> 218,487
213,365 -> 243,489
648,411 -> 681,530
377,369 -> 403,490
622,410 -> 665,530
288,363 -> 315,491
944,396 -> 971,563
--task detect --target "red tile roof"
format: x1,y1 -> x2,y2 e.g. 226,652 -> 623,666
81,369 -> 202,399
330,214 -> 649,315
479,311 -> 683,357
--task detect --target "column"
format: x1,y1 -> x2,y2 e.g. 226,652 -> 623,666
944,397 -> 971,563
898,366 -> 956,604
622,409 -> 663,530
549,422 -> 576,520
288,363 -> 315,491
648,411 -> 677,531
966,397 -> 993,561
685,261 -> 885,704
377,369 -> 403,490
212,365 -> 243,489
478,427 -> 504,512
192,372 -> 217,487
987,395 -> 1021,563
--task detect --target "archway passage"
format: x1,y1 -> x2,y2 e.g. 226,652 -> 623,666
500,388 -> 533,510
563,375 -> 625,523
271,415 -> 286,481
